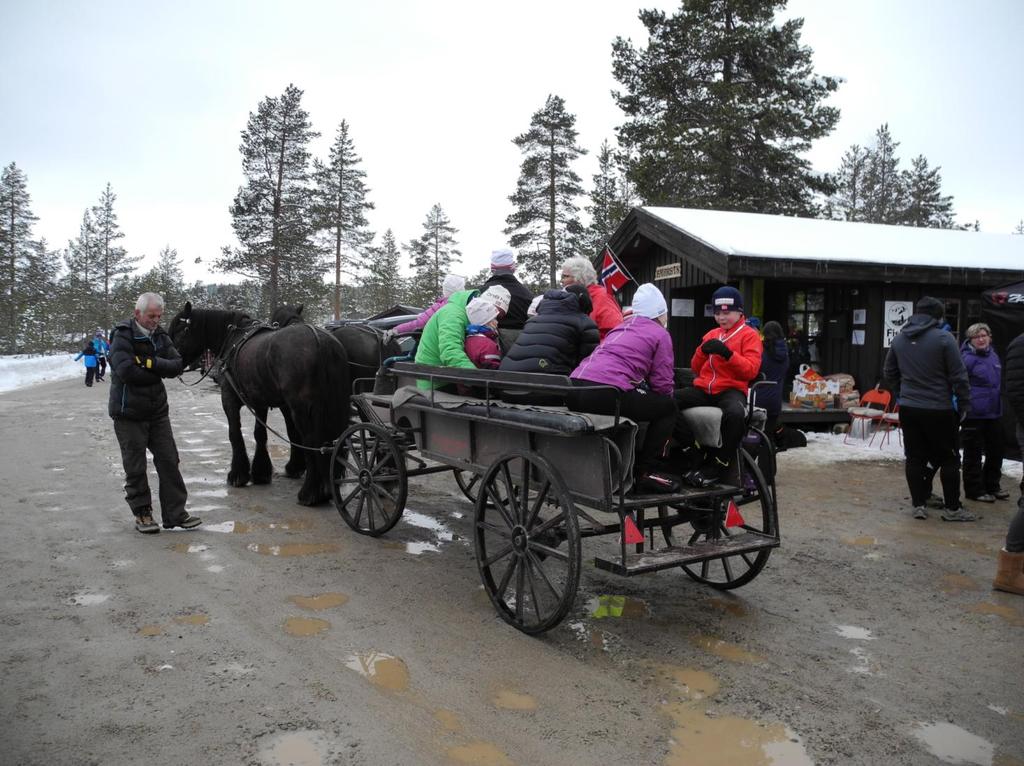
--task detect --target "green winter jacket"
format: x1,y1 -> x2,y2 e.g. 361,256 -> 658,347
415,289 -> 477,389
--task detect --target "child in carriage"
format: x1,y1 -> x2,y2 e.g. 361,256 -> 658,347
464,298 -> 503,370
389,273 -> 466,339
676,286 -> 763,487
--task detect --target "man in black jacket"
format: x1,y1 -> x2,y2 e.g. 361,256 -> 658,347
883,296 -> 973,521
994,329 -> 1024,595
109,293 -> 201,534
480,249 -> 534,329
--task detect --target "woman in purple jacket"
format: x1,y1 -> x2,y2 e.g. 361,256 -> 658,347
569,284 -> 679,494
392,274 -> 466,336
960,323 -> 1008,503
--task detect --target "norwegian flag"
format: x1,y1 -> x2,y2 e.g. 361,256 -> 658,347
597,245 -> 633,294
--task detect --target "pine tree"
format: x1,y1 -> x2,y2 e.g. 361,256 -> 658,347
133,245 -> 188,312
313,120 -> 375,320
362,229 -> 405,314
406,204 -> 461,307
901,155 -> 955,228
831,145 -> 869,221
20,238 -> 59,352
218,84 -> 324,311
611,0 -> 840,216
861,124 -> 905,224
0,162 -> 38,353
91,183 -> 142,328
62,210 -> 104,338
504,94 -> 587,286
585,140 -> 636,256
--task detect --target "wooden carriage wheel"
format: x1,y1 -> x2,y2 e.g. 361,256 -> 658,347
473,450 -> 581,634
330,422 -> 407,537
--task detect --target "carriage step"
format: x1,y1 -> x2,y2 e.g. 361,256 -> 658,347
593,531 -> 779,576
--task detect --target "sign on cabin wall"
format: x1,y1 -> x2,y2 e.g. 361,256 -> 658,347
883,301 -> 913,347
654,263 -> 681,281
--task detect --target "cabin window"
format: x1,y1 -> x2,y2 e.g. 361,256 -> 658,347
786,288 -> 825,341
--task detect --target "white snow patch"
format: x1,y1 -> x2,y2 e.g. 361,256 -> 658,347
0,353 -> 82,393
68,593 -> 110,606
404,541 -> 441,555
402,509 -> 454,540
911,721 -> 994,765
110,560 -> 134,568
835,624 -> 876,640
206,564 -> 225,573
986,704 -> 1008,716
203,521 -> 238,533
157,664 -> 174,671
848,646 -> 872,674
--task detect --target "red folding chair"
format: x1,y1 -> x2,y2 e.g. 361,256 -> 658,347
844,385 -> 892,444
875,403 -> 901,448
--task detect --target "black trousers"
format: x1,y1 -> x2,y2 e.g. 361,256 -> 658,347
960,417 -> 1004,497
568,380 -> 677,473
1007,425 -> 1024,553
674,387 -> 748,464
97,357 -> 107,379
900,406 -> 961,509
84,367 -> 96,386
113,416 -> 189,525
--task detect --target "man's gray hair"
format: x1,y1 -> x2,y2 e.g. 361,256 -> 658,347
561,256 -> 598,286
135,292 -> 165,313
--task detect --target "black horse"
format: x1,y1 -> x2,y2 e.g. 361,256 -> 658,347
170,302 -> 351,506
271,305 -> 402,393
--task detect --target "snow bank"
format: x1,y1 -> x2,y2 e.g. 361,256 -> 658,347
0,354 -> 82,393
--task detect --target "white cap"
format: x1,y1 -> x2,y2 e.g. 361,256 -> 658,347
527,295 -> 544,317
490,248 -> 516,270
630,283 -> 667,319
466,298 -> 499,326
442,273 -> 466,298
479,285 -> 511,315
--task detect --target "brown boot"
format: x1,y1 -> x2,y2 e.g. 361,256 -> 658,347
993,549 -> 1024,596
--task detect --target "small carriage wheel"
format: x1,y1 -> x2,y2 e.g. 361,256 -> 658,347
473,450 -> 581,635
680,449 -> 777,590
453,468 -> 485,505
330,422 -> 407,537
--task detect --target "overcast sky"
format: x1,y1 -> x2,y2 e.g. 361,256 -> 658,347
3,0 -> 1022,286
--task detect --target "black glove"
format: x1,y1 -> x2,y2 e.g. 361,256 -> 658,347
701,339 -> 733,360
134,355 -> 154,370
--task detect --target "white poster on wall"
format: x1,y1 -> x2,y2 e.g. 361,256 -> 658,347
852,309 -> 866,325
883,301 -> 913,347
671,298 -> 694,317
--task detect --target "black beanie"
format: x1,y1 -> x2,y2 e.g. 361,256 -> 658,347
915,296 -> 945,320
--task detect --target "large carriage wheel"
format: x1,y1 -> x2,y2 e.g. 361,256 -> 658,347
474,450 -> 581,634
330,422 -> 407,536
679,449 -> 777,590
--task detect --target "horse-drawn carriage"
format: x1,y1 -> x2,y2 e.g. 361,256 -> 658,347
329,361 -> 780,634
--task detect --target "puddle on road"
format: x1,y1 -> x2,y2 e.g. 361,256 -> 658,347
657,666 -> 720,701
344,651 -> 409,692
435,708 -> 462,732
966,602 -> 1024,627
834,624 -> 876,640
689,634 -> 765,665
911,721 -> 994,765
257,729 -> 328,766
589,594 -> 649,619
68,592 -> 110,606
288,593 -> 349,611
137,624 -> 162,636
192,487 -> 229,498
707,597 -> 747,617
283,617 -> 330,636
246,542 -> 341,557
402,509 -> 454,541
173,542 -> 210,554
940,573 -> 981,594
381,540 -> 441,555
445,741 -> 513,766
204,521 -> 251,534
492,688 -> 537,711
841,535 -> 878,546
173,614 -> 209,626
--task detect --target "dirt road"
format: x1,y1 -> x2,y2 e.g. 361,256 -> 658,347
1,377 -> 1022,765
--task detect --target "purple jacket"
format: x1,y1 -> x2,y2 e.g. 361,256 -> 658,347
961,341 -> 1002,419
394,297 -> 447,335
570,315 -> 674,396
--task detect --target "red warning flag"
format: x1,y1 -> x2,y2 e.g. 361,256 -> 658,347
725,500 -> 746,528
623,514 -> 645,544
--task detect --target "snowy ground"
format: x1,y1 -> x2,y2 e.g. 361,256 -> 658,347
1,353 -> 1019,483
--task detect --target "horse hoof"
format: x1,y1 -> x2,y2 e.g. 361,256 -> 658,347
228,474 -> 250,487
284,465 -> 305,479
252,473 -> 272,485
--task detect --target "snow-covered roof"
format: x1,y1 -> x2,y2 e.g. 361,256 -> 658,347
643,207 -> 1024,271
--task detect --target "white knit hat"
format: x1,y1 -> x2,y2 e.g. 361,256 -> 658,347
490,249 -> 516,270
631,283 -> 667,319
479,285 -> 511,315
527,295 -> 544,317
466,298 -> 499,326
442,273 -> 466,298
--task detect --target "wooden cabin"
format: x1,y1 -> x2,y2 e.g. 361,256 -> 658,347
608,207 -> 1024,416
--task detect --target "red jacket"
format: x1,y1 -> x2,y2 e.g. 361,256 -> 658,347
465,329 -> 502,370
587,284 -> 623,340
690,322 -> 762,395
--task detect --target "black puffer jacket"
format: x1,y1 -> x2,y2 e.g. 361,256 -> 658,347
499,290 -> 599,375
480,272 -> 535,329
108,318 -> 184,420
1005,330 -> 1024,425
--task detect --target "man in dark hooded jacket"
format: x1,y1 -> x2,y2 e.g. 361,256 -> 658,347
109,292 -> 201,534
480,249 -> 534,329
883,296 -> 972,521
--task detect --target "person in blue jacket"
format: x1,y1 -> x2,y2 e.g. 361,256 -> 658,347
753,321 -> 789,447
959,323 -> 1008,503
92,329 -> 110,382
73,337 -> 99,387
